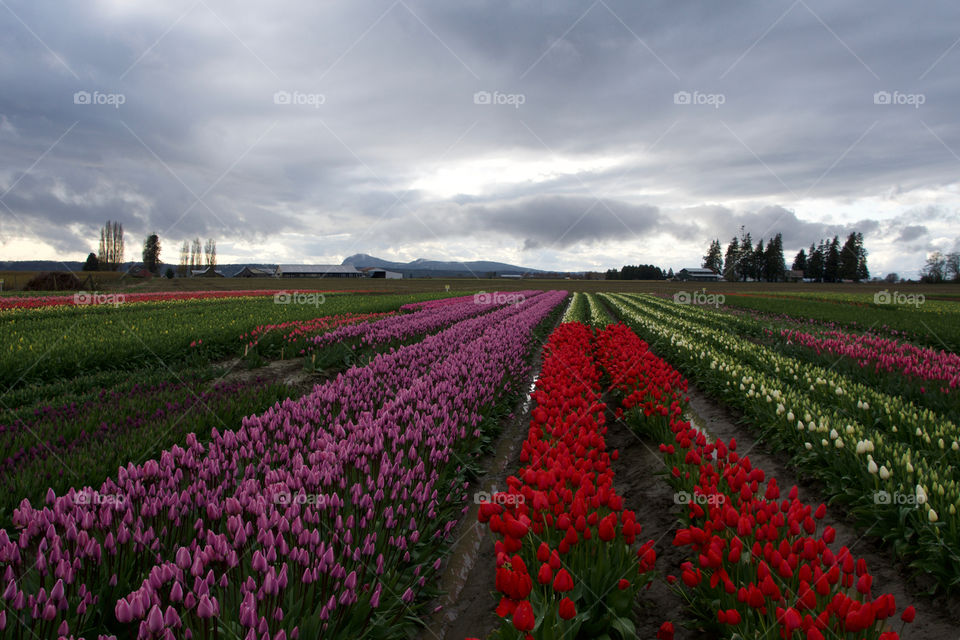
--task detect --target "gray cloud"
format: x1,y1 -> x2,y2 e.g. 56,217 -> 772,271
1,0 -> 958,274
896,225 -> 928,243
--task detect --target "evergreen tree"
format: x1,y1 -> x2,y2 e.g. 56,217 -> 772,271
142,233 -> 161,275
82,252 -> 99,271
723,237 -> 740,281
792,248 -> 807,273
807,242 -> 825,282
855,232 -> 869,281
753,239 -> 765,281
702,239 -> 724,274
767,233 -> 786,282
839,232 -> 860,281
823,236 -> 841,282
737,229 -> 753,282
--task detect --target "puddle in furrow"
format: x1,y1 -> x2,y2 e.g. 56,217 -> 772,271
428,375 -> 539,631
683,406 -> 710,440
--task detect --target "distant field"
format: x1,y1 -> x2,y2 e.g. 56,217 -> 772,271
91,274 -> 960,295
0,270 -> 123,292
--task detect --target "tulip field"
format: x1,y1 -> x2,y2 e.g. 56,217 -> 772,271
1,284 -> 957,638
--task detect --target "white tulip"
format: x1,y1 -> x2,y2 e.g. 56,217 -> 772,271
879,466 -> 890,480
929,509 -> 938,523
867,460 -> 878,474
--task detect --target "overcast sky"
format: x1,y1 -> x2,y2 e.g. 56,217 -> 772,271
1,1 -> 958,276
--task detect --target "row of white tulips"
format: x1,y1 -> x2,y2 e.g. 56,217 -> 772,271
603,292 -> 960,587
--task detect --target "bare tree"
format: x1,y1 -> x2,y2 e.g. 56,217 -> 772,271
204,238 -> 217,269
178,241 -> 190,277
97,221 -> 124,270
190,237 -> 202,273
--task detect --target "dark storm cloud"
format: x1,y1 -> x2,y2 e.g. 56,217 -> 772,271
1,0 -> 958,269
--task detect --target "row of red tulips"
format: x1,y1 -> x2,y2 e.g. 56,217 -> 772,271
475,322 -> 656,639
594,323 -> 916,640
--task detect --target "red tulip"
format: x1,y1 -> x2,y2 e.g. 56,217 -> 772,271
512,600 -> 535,631
558,597 -> 576,620
553,568 -> 574,593
656,621 -> 675,640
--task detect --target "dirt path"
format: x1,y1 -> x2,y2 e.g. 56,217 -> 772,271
604,404 -> 716,640
423,320 -> 562,640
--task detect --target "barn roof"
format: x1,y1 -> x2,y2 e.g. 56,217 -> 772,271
277,264 -> 360,274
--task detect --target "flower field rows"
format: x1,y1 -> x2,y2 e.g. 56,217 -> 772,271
594,322 -> 918,639
476,322 -> 656,639
0,292 -> 454,387
718,292 -> 960,352
0,290 -> 566,638
603,293 -> 960,591
0,372 -> 290,524
775,328 -> 960,391
300,292 -> 543,366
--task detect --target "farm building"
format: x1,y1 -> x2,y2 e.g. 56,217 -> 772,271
191,266 -> 224,277
234,266 -> 275,278
361,268 -> 402,279
677,267 -> 722,282
276,264 -> 362,278
785,269 -> 805,282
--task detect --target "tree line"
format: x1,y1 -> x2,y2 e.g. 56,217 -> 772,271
921,252 -> 960,283
604,264 -> 671,280
702,228 -> 869,282
81,220 -> 216,277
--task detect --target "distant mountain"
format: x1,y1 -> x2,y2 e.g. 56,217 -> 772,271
342,254 -> 545,277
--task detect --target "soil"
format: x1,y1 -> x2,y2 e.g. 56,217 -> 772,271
423,356 -> 547,640
209,356 -> 325,398
604,403 -> 717,640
